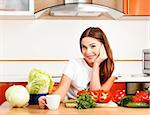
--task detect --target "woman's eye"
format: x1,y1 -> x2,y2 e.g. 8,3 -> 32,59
81,46 -> 86,50
91,45 -> 96,48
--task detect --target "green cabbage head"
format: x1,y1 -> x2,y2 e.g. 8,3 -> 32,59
26,68 -> 54,94
5,85 -> 30,107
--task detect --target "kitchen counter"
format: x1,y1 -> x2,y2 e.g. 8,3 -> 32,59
0,102 -> 150,115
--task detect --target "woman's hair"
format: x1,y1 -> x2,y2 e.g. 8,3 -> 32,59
80,27 -> 114,84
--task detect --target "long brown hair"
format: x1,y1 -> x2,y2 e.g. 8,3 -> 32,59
80,27 -> 114,84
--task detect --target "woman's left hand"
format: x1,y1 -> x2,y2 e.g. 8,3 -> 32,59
93,44 -> 108,68
93,55 -> 107,68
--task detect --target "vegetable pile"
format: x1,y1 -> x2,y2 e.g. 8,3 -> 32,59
77,89 -> 111,103
64,89 -> 111,109
64,88 -> 150,109
5,85 -> 30,107
26,68 -> 54,94
115,90 -> 150,108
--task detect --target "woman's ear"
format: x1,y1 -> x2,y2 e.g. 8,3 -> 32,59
99,44 -> 108,60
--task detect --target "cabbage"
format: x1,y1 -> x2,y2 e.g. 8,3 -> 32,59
5,85 -> 30,107
26,68 -> 54,94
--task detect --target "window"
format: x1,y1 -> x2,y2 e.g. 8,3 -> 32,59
0,0 -> 34,16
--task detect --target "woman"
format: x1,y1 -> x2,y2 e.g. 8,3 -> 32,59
38,27 -> 116,109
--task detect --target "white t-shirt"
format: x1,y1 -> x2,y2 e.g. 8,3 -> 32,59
63,58 -> 93,99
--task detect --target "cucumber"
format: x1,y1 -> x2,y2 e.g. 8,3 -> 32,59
148,87 -> 150,92
126,102 -> 150,108
118,96 -> 133,107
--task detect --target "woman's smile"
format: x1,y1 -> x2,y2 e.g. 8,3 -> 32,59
85,54 -> 96,60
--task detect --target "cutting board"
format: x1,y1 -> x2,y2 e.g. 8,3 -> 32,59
65,101 -> 118,108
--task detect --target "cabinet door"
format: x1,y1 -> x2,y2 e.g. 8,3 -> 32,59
92,0 -> 123,12
35,0 -> 63,12
124,0 -> 150,15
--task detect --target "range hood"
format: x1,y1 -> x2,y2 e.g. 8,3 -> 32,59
49,0 -> 124,19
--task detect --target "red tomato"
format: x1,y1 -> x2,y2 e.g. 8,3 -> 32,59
135,91 -> 150,103
98,90 -> 111,103
132,96 -> 143,102
112,90 -> 126,103
89,90 -> 99,102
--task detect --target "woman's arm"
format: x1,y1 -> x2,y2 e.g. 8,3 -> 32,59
101,76 -> 117,91
53,74 -> 71,101
90,65 -> 101,90
90,45 -> 108,90
38,74 -> 71,109
90,70 -> 117,91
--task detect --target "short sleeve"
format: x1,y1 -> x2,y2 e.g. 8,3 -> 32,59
63,59 -> 76,80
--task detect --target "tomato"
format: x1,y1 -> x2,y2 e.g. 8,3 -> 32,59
112,90 -> 126,103
132,96 -> 143,102
98,90 -> 111,103
135,91 -> 150,103
89,90 -> 99,102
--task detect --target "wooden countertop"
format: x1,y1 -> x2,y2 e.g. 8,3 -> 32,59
0,102 -> 150,115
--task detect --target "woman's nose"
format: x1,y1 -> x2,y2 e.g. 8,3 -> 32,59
85,48 -> 92,54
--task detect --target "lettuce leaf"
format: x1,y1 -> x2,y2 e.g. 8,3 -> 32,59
26,68 -> 54,94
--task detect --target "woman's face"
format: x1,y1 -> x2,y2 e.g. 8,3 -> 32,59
81,37 -> 102,66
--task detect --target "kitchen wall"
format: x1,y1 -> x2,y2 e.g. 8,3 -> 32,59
0,20 -> 149,82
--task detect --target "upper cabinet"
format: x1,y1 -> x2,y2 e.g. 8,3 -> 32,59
35,0 -> 63,13
92,0 -> 123,12
0,0 -> 149,19
0,0 -> 34,19
124,0 -> 150,15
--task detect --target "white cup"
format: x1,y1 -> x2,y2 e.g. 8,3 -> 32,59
45,94 -> 61,111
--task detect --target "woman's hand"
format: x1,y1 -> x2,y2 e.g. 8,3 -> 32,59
93,55 -> 107,68
38,96 -> 46,109
93,44 -> 108,68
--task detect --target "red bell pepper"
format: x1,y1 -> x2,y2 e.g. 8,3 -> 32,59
89,90 -> 99,103
77,90 -> 111,103
77,90 -> 85,95
77,89 -> 90,96
112,90 -> 126,103
98,90 -> 111,103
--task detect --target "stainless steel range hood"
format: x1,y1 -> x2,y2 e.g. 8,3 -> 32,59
49,0 -> 124,19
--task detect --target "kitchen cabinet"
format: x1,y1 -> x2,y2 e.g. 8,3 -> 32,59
92,0 -> 123,12
124,0 -> 150,15
0,0 -> 34,18
35,0 -> 63,13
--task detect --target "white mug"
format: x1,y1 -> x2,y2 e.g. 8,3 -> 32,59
45,94 -> 61,111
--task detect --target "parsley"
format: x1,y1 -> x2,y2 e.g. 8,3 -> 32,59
63,93 -> 96,109
76,93 -> 96,109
